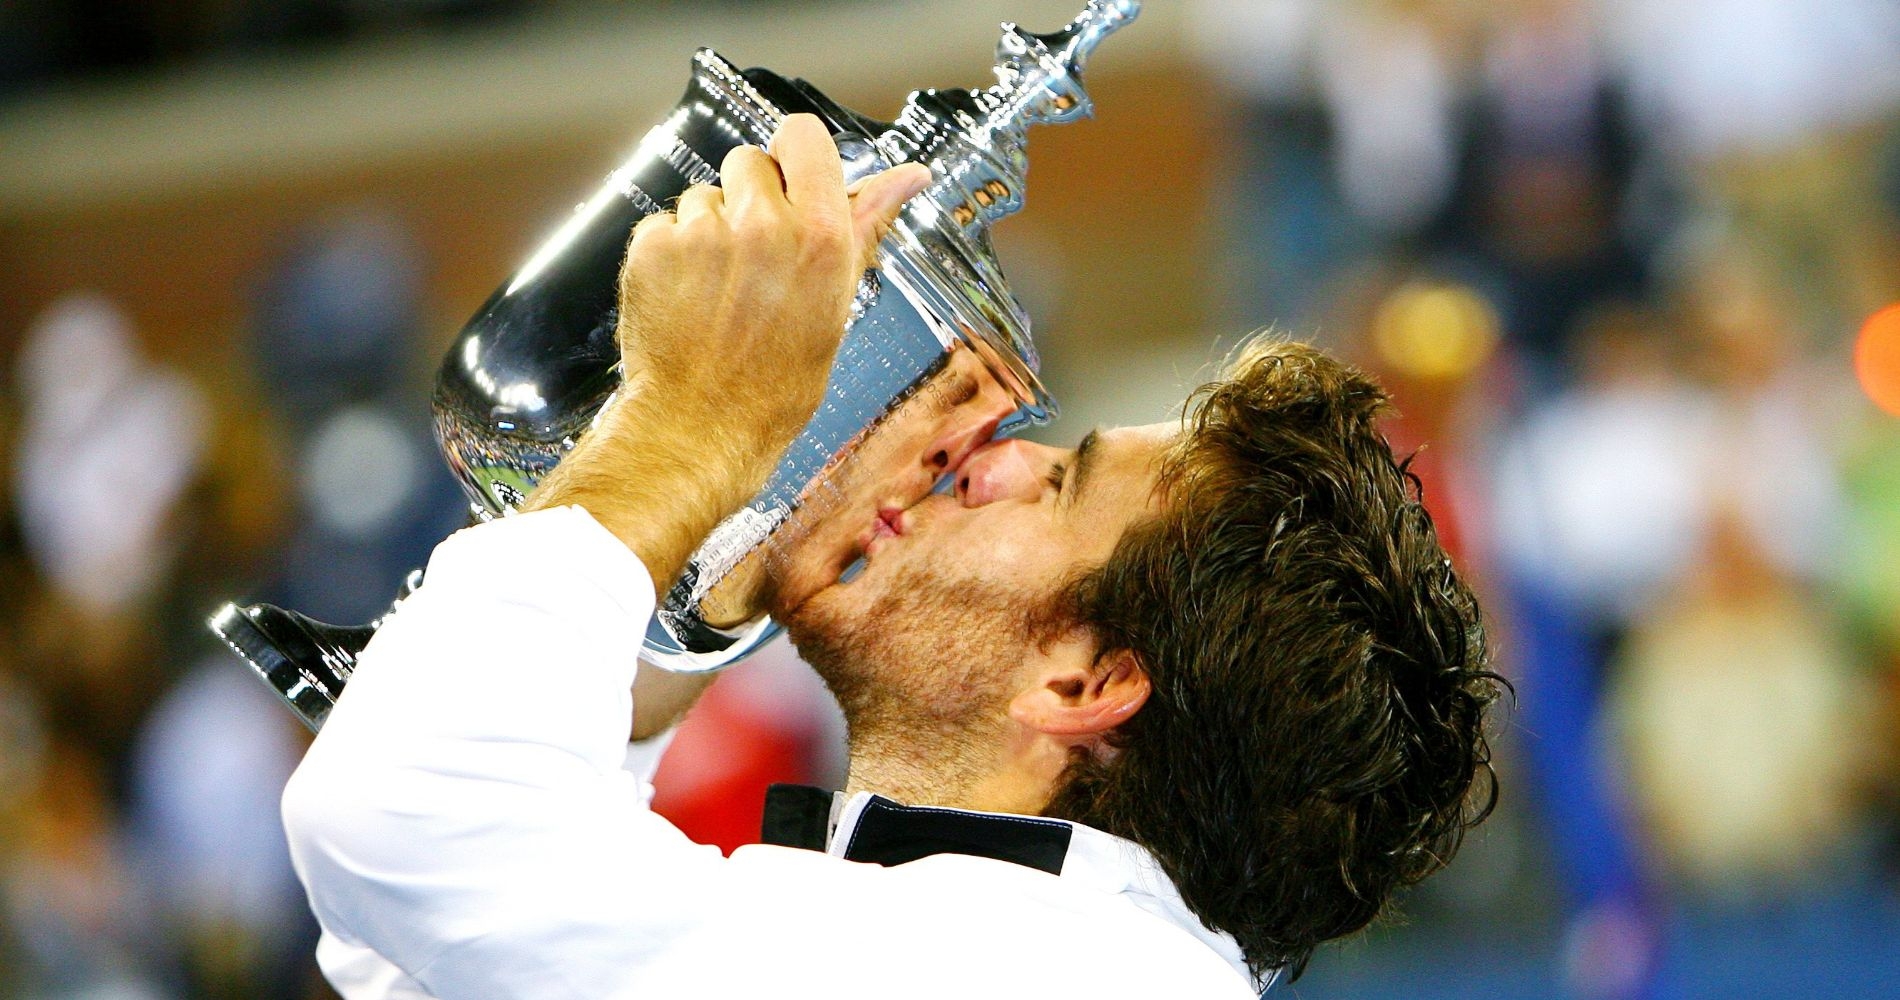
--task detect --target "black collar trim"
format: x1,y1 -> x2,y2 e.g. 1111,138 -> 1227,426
762,784 -> 1073,876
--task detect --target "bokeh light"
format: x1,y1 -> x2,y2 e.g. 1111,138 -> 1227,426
1856,304 -> 1900,417
1371,281 -> 1500,382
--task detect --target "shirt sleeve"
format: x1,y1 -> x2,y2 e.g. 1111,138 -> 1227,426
281,505 -> 728,999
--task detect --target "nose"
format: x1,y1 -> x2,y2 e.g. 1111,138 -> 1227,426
954,438 -> 1060,506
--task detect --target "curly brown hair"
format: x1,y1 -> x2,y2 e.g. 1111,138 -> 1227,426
1042,339 -> 1504,982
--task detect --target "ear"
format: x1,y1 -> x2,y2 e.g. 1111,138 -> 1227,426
1010,647 -> 1150,738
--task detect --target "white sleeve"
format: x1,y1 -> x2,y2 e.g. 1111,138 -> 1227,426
281,505 -> 727,999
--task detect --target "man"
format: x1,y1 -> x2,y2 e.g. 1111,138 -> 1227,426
282,115 -> 1502,998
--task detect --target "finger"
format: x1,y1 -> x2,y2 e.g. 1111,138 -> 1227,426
847,163 -> 933,267
719,143 -> 786,215
771,114 -> 847,221
629,206 -> 675,243
674,183 -> 724,224
625,206 -> 678,272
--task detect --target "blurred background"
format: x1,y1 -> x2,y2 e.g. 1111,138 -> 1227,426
1,0 -> 1898,996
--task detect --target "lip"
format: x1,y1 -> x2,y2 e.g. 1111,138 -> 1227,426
857,505 -> 908,557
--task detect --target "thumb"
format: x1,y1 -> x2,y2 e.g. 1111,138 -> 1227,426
847,163 -> 932,269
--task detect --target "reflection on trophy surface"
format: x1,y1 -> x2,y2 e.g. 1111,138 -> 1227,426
703,344 -> 1021,629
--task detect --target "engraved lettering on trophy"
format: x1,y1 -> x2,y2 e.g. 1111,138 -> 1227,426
662,136 -> 722,188
614,168 -> 667,218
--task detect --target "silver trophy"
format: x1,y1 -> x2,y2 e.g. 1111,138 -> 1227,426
212,0 -> 1141,730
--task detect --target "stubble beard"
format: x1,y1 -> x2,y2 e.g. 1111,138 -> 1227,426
779,559 -> 1048,803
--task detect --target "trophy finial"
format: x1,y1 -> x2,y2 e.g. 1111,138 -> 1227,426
996,0 -> 1141,126
875,0 -> 1141,244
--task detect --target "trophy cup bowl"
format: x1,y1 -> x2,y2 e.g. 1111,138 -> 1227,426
213,0 -> 1142,731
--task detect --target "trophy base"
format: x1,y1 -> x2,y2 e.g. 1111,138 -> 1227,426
210,571 -> 418,731
210,603 -> 369,732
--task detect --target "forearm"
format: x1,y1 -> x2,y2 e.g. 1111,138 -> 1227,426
519,383 -> 759,742
632,660 -> 719,741
520,378 -> 774,601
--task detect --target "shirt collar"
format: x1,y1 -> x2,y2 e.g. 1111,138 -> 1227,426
761,784 -> 1264,992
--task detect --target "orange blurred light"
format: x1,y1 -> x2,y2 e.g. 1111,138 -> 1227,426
1857,304 -> 1900,417
1371,281 -> 1500,382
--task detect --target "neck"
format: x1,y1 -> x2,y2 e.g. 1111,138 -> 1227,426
840,722 -> 1059,816
839,725 -> 985,808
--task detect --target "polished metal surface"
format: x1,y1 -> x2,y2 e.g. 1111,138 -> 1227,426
210,570 -> 421,731
214,0 -> 1141,729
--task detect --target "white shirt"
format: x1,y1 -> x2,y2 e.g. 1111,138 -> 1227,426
282,505 -> 1258,998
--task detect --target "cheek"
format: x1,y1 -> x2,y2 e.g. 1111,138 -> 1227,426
938,525 -> 1070,587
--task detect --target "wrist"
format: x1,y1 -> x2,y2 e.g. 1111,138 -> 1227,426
618,362 -> 816,474
521,388 -> 783,594
604,384 -> 785,509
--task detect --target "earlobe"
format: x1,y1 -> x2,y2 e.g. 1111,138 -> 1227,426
1012,649 -> 1150,737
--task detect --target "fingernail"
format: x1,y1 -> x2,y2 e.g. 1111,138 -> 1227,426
897,163 -> 933,199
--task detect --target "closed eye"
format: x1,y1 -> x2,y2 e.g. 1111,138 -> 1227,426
1044,461 -> 1067,495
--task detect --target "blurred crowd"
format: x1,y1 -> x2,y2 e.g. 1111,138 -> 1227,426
2,0 -> 1899,997
1194,0 -> 1900,995
0,206 -> 846,998
0,0 -> 532,99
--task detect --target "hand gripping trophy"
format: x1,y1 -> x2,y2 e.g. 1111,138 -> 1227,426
212,0 -> 1143,731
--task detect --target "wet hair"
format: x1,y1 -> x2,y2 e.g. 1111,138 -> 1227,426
1042,339 -> 1504,982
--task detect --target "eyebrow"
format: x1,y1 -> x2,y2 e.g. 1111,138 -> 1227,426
1063,428 -> 1103,510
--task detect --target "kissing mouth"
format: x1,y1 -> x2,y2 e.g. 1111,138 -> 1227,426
858,504 -> 909,557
